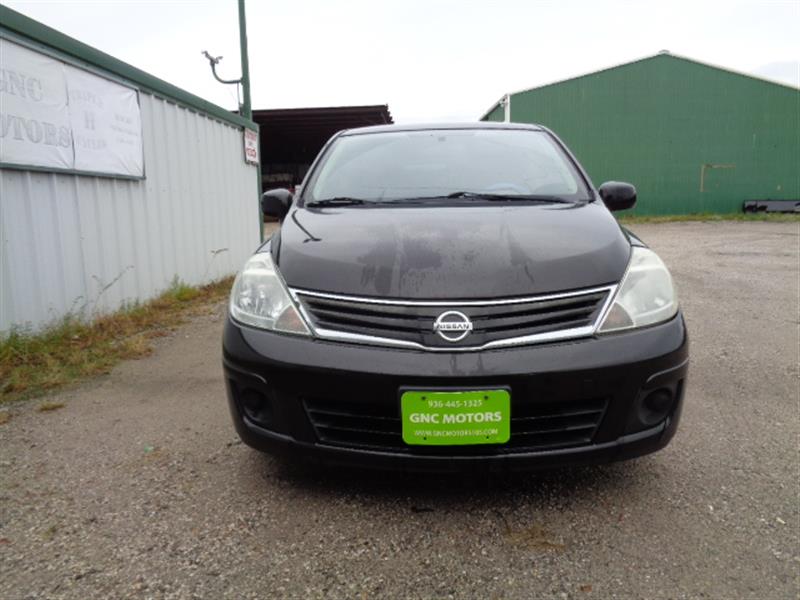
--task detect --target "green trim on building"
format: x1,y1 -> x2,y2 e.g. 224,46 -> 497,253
0,5 -> 257,132
482,54 -> 800,215
0,162 -> 145,181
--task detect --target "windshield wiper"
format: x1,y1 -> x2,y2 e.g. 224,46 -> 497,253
306,197 -> 371,207
445,191 -> 577,203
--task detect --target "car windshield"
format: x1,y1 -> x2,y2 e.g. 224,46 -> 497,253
304,129 -> 591,204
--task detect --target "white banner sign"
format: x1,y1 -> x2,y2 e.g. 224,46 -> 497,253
0,38 -> 144,177
0,39 -> 73,170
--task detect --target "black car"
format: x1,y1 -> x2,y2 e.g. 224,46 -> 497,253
223,123 -> 688,471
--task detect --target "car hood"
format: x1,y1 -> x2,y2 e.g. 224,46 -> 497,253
273,202 -> 631,299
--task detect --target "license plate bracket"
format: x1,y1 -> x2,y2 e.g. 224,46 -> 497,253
399,388 -> 511,446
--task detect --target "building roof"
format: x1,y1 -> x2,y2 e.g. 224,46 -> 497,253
480,51 -> 800,121
253,104 -> 392,129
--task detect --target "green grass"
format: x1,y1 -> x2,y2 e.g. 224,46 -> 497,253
618,212 -> 800,224
0,277 -> 233,405
169,279 -> 201,302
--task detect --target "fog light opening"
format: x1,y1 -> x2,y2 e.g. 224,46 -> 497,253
240,388 -> 274,427
639,388 -> 674,426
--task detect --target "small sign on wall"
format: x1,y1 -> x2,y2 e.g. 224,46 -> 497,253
243,128 -> 259,165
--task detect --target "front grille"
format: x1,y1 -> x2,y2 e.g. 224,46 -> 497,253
303,396 -> 607,453
293,287 -> 612,350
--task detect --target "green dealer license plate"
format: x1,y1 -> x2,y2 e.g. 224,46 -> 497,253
400,389 -> 511,446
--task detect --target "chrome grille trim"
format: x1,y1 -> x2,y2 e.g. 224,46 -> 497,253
290,285 -> 617,352
291,285 -> 615,307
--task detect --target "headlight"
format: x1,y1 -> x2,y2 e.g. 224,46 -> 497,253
598,246 -> 678,333
229,252 -> 310,335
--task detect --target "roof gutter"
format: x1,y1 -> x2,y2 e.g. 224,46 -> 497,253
0,5 -> 258,131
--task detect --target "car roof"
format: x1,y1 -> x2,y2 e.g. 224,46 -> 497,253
339,122 -> 544,136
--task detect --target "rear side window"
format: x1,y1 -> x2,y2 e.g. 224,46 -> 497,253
305,129 -> 589,202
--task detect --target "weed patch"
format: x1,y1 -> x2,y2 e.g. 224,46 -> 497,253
0,277 -> 233,405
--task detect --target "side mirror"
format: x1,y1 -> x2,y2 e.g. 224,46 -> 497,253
261,188 -> 293,221
599,181 -> 637,212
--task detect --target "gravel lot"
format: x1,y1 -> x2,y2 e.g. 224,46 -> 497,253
1,221 -> 798,599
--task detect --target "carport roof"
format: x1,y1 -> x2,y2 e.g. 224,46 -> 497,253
252,105 -> 392,130
253,104 -> 392,164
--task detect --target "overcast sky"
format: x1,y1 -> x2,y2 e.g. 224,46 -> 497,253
6,0 -> 799,123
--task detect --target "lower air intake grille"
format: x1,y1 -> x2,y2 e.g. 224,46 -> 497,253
303,396 -> 607,453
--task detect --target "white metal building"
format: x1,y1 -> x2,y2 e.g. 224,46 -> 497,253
0,7 -> 261,333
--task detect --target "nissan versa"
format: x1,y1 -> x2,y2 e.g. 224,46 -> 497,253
223,123 -> 688,471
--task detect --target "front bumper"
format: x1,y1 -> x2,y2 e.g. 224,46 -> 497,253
222,314 -> 688,472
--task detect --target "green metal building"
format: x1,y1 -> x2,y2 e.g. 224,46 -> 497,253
482,52 -> 800,215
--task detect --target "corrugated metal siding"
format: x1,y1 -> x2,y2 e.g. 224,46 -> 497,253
0,91 -> 260,332
492,55 -> 800,215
